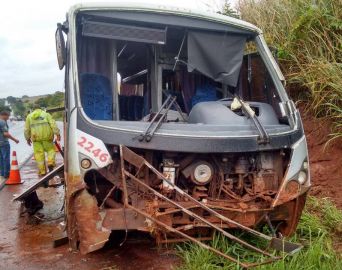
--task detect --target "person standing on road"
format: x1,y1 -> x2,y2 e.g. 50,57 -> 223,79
24,106 -> 61,176
0,111 -> 19,180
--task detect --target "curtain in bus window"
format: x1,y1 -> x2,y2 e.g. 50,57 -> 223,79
187,31 -> 246,87
78,37 -> 112,78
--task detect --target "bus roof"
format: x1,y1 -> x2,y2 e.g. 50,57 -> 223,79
68,2 -> 262,35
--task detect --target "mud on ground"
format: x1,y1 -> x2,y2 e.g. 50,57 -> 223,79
301,108 -> 342,208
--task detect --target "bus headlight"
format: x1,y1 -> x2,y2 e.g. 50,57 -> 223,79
192,162 -> 213,185
297,171 -> 307,185
81,158 -> 92,169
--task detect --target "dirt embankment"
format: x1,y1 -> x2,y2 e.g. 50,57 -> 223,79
301,108 -> 342,209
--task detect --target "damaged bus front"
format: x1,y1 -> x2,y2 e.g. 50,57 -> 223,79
56,3 -> 310,267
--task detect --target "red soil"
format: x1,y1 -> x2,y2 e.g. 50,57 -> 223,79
301,108 -> 342,209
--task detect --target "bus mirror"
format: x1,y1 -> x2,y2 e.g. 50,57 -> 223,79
55,23 -> 66,70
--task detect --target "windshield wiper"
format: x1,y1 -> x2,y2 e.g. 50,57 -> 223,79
232,95 -> 270,144
162,90 -> 187,122
138,95 -> 177,142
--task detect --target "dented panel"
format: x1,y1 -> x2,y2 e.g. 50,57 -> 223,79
273,136 -> 310,207
74,190 -> 110,254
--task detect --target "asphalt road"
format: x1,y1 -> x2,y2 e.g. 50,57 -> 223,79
8,121 -> 33,166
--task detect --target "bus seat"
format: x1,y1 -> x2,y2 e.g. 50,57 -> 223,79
191,83 -> 218,109
80,73 -> 113,120
119,95 -> 144,120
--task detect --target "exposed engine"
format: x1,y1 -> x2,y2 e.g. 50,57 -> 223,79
85,148 -> 289,220
157,151 -> 284,205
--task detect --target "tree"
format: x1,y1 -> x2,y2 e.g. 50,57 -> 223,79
6,96 -> 17,105
34,97 -> 48,108
219,0 -> 239,19
0,104 -> 11,113
0,99 -> 10,112
12,100 -> 26,118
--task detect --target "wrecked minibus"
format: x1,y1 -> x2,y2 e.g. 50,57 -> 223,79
54,3 -> 310,267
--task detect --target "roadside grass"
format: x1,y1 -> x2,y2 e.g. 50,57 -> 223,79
177,196 -> 342,270
237,0 -> 342,141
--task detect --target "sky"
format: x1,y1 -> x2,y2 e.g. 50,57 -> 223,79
0,0 -> 235,98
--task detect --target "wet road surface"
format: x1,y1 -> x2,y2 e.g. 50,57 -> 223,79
8,121 -> 33,166
0,154 -> 180,270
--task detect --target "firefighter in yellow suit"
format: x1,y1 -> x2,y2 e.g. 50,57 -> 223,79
24,107 -> 61,176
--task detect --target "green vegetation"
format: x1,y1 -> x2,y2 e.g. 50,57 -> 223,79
0,99 -> 11,113
4,91 -> 64,120
177,196 -> 342,270
29,91 -> 65,120
12,99 -> 26,118
219,0 -> 239,18
237,0 -> 342,141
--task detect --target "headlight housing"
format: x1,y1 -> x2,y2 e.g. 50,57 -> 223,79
191,161 -> 213,185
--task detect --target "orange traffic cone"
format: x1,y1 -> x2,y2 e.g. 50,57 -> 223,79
6,151 -> 24,185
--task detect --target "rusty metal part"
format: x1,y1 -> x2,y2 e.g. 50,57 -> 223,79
272,152 -> 310,208
273,179 -> 301,207
220,181 -> 244,201
53,235 -> 69,248
256,172 -> 278,192
155,205 -> 200,216
121,145 -> 295,243
64,125 -> 90,254
192,186 -> 208,200
64,170 -> 110,253
99,184 -> 117,209
120,145 -> 303,268
155,209 -> 258,229
121,173 -> 276,268
123,169 -> 276,257
276,192 -> 307,236
74,189 -> 111,254
98,160 -> 121,185
126,202 -> 257,268
102,208 -> 147,231
157,236 -> 213,244
105,198 -> 123,209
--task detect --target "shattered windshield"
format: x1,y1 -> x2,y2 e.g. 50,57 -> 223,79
76,15 -> 287,132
